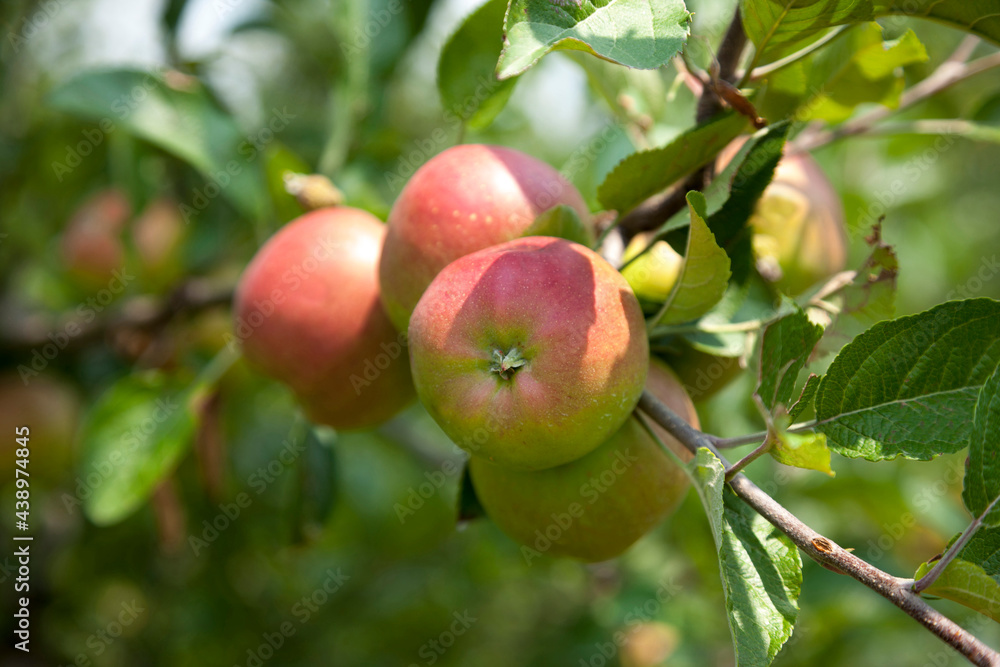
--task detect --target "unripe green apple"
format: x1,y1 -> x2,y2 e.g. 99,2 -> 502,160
718,139 -> 847,295
619,232 -> 683,304
409,236 -> 648,471
469,359 -> 698,562
379,144 -> 591,331
234,207 -> 414,430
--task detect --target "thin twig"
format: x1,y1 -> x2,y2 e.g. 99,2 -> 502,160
795,49 -> 1000,152
947,35 -> 983,65
0,278 -> 233,353
858,119 -> 1000,140
618,8 -> 747,241
637,390 -> 1000,667
724,437 -> 771,480
914,495 -> 1000,594
712,421 -> 817,449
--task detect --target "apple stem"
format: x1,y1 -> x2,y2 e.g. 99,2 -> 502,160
490,347 -> 527,380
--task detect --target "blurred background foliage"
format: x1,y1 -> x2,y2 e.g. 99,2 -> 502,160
1,0 -> 999,665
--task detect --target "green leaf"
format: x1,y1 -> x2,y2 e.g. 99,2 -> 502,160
875,1 -> 1000,46
770,410 -> 834,475
497,0 -> 692,80
788,373 -> 821,422
638,125 -> 784,262
740,0 -> 875,66
815,299 -> 1000,462
964,361 -> 1000,527
48,68 -> 267,222
264,142 -> 312,224
916,525 -> 1000,620
295,425 -> 339,532
960,525 -> 1000,579
78,373 -> 198,525
523,204 -> 594,246
598,111 -> 748,214
708,122 -> 790,251
813,26 -> 926,123
756,307 -> 824,412
914,557 -> 1000,623
655,274 -> 791,358
651,192 -> 731,327
689,449 -> 801,667
458,462 -> 487,523
766,23 -> 927,123
438,0 -> 517,129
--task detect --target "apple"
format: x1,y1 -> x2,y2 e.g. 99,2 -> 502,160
234,207 -> 414,430
131,197 -> 186,289
408,236 -> 648,471
379,144 -> 591,331
619,232 -> 684,305
469,359 -> 698,562
0,374 -> 80,483
718,139 -> 847,295
61,188 -> 131,287
621,622 -> 679,667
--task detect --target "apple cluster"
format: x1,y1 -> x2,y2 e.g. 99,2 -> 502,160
232,140 -> 842,562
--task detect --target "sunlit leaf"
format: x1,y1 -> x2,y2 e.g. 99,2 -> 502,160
756,307 -> 823,412
689,448 -> 801,666
651,193 -> 731,327
438,0 -> 517,129
498,0 -> 692,80
740,0 -> 874,66
598,112 -> 748,215
815,299 -> 1000,461
875,0 -> 1000,46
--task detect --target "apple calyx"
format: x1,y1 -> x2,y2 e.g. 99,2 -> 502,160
490,347 -> 527,380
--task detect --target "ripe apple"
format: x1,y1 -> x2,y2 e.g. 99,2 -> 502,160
379,144 -> 591,331
61,188 -> 131,287
718,139 -> 847,295
234,207 -> 414,430
408,236 -> 648,471
469,359 -> 698,562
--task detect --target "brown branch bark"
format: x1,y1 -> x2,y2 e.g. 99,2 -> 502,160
617,9 -> 746,240
637,390 -> 1000,667
0,278 -> 233,354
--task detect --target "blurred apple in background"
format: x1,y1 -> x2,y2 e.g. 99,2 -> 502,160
0,374 -> 80,484
131,197 -> 186,290
60,188 -> 131,288
718,139 -> 848,295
